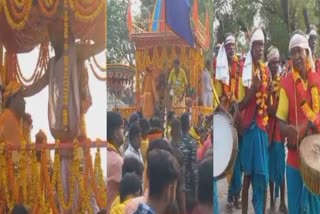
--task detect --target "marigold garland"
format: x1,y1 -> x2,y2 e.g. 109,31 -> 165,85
255,64 -> 269,127
68,0 -> 105,22
2,0 -> 32,30
0,142 -> 15,211
80,146 -> 93,213
311,86 -> 319,114
293,70 -> 320,129
37,0 -> 59,17
269,74 -> 280,108
41,147 -> 59,213
63,0 -> 69,130
0,138 -> 106,213
222,56 -> 240,104
93,139 -> 107,208
55,140 -> 79,211
16,42 -> 49,87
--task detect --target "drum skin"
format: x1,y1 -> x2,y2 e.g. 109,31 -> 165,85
213,111 -> 238,180
299,134 -> 320,195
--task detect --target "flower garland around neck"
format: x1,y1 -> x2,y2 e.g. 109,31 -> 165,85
269,74 -> 281,106
222,55 -> 239,101
293,69 -> 320,130
255,63 -> 269,127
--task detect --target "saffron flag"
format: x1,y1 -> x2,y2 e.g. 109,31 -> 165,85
165,0 -> 195,47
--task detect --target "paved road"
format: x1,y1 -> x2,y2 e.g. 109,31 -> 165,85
216,178 -> 287,214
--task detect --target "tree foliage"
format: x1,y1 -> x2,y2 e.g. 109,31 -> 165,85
214,0 -> 319,57
107,0 -> 135,66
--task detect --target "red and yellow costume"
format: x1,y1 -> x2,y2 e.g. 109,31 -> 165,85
0,81 -> 32,212
315,58 -> 320,74
214,56 -> 245,107
276,67 -> 320,168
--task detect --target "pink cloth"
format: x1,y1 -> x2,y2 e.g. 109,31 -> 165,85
123,189 -> 148,214
106,149 -> 123,213
197,135 -> 212,160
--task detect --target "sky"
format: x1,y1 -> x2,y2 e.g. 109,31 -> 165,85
18,46 -> 107,176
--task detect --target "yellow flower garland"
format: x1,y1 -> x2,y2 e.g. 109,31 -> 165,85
37,0 -> 59,17
54,140 -> 78,210
293,70 -> 320,125
311,86 -> 319,114
2,0 -> 32,30
0,142 -> 15,211
68,0 -> 105,22
63,0 -> 69,130
0,137 -> 108,212
255,64 -> 269,127
93,139 -> 107,208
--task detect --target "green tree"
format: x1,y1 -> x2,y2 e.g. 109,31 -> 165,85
259,0 -> 318,57
107,0 -> 135,66
214,0 -> 319,57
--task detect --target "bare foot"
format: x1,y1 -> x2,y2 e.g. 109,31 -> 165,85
269,203 -> 276,214
279,203 -> 288,214
234,198 -> 242,210
226,201 -> 233,213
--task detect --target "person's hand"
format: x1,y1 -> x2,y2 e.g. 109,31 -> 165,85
252,74 -> 261,91
285,123 -> 308,144
267,106 -> 277,117
285,125 -> 298,141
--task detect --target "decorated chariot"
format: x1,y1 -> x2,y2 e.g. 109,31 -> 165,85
114,0 -> 213,125
0,0 -> 106,213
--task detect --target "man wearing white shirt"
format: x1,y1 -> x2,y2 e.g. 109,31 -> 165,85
124,124 -> 144,165
201,60 -> 213,107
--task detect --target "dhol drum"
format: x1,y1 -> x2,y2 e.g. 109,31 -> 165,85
299,134 -> 320,195
213,111 -> 238,180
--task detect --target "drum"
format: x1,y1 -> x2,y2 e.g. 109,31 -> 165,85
213,111 -> 238,180
299,134 -> 320,195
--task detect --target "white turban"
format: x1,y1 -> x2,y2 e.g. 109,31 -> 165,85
215,35 -> 236,85
225,35 -> 236,46
309,29 -> 317,37
267,46 -> 280,62
242,29 -> 265,88
289,33 -> 315,70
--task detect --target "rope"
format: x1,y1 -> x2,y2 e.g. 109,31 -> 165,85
88,60 -> 106,81
16,43 -> 49,86
92,55 -> 106,71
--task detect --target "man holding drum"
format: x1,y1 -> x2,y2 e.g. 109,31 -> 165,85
266,46 -> 288,213
276,31 -> 320,214
238,28 -> 270,214
215,33 -> 244,212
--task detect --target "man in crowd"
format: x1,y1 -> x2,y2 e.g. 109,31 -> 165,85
168,59 -> 188,107
134,149 -> 179,214
266,46 -> 288,213
201,60 -> 213,107
276,31 -> 320,214
107,111 -> 125,213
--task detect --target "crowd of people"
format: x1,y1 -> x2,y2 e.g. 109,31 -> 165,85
106,110 -> 213,214
213,28 -> 320,214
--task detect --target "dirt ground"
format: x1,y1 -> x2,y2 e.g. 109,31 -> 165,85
216,178 -> 288,214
